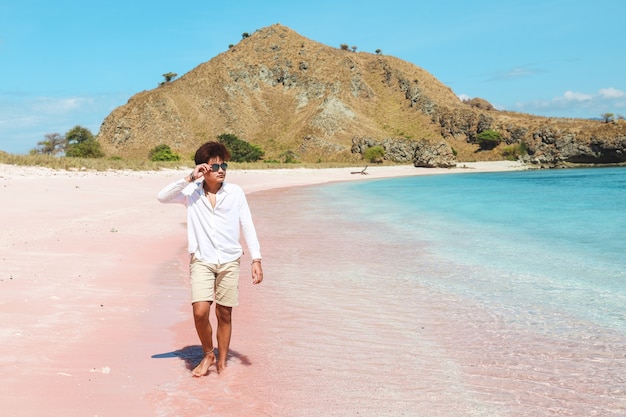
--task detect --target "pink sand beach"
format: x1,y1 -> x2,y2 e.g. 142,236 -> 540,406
0,161 -> 533,417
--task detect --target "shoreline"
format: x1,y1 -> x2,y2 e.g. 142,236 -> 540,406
0,160 -> 528,416
0,159 -> 529,193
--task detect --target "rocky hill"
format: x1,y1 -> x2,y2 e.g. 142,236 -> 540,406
97,24 -> 626,167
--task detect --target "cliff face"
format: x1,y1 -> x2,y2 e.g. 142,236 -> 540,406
97,24 -> 626,167
523,124 -> 626,167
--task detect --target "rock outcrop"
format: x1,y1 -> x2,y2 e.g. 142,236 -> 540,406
522,125 -> 626,167
351,137 -> 456,168
463,97 -> 495,111
413,139 -> 456,168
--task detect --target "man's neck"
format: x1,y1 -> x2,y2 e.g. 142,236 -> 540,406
203,180 -> 223,194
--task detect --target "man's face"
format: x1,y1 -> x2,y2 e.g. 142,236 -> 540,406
204,157 -> 227,182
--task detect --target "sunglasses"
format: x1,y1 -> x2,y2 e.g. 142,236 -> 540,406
209,163 -> 228,171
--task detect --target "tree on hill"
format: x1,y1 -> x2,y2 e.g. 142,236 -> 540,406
217,133 -> 264,162
31,133 -> 64,156
601,113 -> 615,123
475,130 -> 503,151
65,126 -> 104,158
160,72 -> 177,86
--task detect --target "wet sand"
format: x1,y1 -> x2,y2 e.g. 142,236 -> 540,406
0,161 -> 530,416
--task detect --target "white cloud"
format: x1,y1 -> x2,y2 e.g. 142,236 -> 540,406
504,67 -> 536,78
561,91 -> 592,102
487,66 -> 544,81
598,87 -> 625,99
31,96 -> 95,115
509,86 -> 626,118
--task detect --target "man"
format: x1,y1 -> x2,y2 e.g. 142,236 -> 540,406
157,141 -> 263,376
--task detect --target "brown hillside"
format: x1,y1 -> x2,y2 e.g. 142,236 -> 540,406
98,24 -> 461,161
97,24 -> 626,164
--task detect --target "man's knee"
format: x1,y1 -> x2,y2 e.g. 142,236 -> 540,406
192,301 -> 211,322
216,304 -> 232,323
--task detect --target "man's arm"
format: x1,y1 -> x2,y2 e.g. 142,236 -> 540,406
157,172 -> 196,204
238,189 -> 263,284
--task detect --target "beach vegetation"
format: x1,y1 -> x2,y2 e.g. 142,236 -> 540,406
149,144 -> 181,161
0,150 -> 407,171
501,142 -> 528,160
217,133 -> 264,162
278,150 -> 299,163
65,125 -> 93,145
65,138 -> 105,158
30,133 -> 65,156
363,145 -> 385,163
65,126 -> 104,158
0,152 -> 185,170
475,130 -> 503,151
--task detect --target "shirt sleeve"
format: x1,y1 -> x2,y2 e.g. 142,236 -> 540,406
238,191 -> 262,260
157,178 -> 193,205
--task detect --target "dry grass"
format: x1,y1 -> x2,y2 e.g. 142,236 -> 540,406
0,152 -> 382,172
0,153 -> 193,171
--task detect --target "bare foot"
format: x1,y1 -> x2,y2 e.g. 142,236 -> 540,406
192,351 -> 216,377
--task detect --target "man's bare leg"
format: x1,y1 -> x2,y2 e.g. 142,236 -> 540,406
192,301 -> 216,377
215,304 -> 232,373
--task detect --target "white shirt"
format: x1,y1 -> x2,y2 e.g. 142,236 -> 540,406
157,179 -> 262,264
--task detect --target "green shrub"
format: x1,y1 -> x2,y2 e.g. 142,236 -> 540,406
363,145 -> 385,163
279,150 -> 298,163
217,133 -> 264,162
501,142 -> 528,160
149,144 -> 180,161
65,139 -> 104,158
476,130 -> 502,150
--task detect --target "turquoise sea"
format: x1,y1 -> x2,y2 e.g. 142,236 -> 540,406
252,166 -> 626,415
321,166 -> 626,335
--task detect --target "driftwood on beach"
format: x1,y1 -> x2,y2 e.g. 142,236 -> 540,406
351,165 -> 369,175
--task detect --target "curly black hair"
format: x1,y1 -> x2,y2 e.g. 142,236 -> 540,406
194,142 -> 231,165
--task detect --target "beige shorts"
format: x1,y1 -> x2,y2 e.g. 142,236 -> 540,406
189,255 -> 240,307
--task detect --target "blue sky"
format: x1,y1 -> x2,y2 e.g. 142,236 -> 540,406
1,0 -> 624,154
